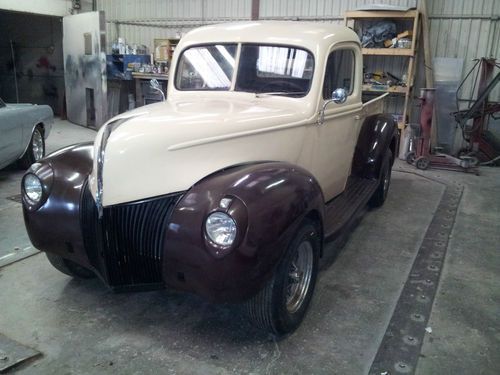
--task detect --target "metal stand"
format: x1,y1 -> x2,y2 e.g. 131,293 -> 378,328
453,58 -> 500,163
406,88 -> 479,174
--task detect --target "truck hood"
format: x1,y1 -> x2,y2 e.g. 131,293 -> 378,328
90,96 -> 315,206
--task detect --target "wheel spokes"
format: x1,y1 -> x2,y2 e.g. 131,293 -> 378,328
285,241 -> 314,313
32,130 -> 44,161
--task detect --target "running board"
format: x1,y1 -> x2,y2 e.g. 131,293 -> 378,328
324,176 -> 378,241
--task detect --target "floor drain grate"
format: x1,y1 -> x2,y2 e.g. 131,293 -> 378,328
369,169 -> 463,375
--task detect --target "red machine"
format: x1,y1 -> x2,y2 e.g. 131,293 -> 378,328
406,58 -> 500,172
406,88 -> 479,173
454,58 -> 500,164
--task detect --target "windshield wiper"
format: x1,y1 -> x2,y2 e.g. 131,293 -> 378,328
255,91 -> 307,98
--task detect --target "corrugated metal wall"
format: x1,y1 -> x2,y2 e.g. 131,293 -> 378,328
428,0 -> 499,101
260,0 -> 417,20
97,0 -> 499,99
98,0 -> 251,52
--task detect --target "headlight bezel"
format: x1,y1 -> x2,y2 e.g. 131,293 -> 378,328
23,174 -> 43,206
203,195 -> 248,257
21,163 -> 54,211
205,211 -> 237,248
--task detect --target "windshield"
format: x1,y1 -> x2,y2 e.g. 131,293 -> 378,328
175,43 -> 314,97
176,44 -> 237,90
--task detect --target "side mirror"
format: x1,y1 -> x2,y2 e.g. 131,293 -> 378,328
331,88 -> 347,104
149,79 -> 166,101
318,87 -> 348,125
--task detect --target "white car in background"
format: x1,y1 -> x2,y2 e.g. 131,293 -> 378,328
0,97 -> 53,169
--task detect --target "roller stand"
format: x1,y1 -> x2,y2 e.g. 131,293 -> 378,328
406,88 -> 479,174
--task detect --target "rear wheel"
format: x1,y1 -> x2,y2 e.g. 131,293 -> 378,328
46,253 -> 96,279
369,149 -> 392,208
19,125 -> 45,169
245,220 -> 320,335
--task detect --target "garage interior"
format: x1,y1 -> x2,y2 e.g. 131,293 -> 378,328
0,0 -> 499,374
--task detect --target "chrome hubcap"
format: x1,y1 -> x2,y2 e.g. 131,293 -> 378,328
32,130 -> 44,161
286,240 -> 314,313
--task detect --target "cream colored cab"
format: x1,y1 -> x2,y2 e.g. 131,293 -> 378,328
90,21 -> 386,207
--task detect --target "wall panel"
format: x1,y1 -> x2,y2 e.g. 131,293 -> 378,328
98,0 -> 250,52
0,0 -> 72,17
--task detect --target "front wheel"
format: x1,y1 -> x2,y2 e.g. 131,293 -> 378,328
245,220 -> 320,335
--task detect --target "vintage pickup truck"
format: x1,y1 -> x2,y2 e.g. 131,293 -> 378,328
22,21 -> 397,335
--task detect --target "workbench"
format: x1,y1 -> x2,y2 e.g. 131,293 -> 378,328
132,72 -> 169,107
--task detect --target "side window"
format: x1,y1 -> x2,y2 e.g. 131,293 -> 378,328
322,49 -> 355,100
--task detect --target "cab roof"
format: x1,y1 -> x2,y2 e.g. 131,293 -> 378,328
178,21 -> 361,54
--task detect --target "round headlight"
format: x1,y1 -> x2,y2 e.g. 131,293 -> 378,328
205,212 -> 237,247
23,174 -> 43,205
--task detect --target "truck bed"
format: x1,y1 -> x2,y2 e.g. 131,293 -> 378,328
362,92 -> 389,117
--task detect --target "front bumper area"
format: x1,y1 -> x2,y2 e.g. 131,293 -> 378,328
25,177 -> 282,301
23,149 -> 306,303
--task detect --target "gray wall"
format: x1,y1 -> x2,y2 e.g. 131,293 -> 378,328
0,11 -> 64,114
98,0 -> 251,53
0,0 -> 95,16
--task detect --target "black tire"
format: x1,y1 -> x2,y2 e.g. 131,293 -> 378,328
369,149 -> 392,208
46,253 -> 96,279
245,220 -> 320,335
405,151 -> 416,165
19,125 -> 45,169
415,156 -> 430,170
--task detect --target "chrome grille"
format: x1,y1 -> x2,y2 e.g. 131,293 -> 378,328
81,185 -> 181,288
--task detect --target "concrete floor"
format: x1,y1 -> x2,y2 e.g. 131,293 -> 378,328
0,119 -> 499,374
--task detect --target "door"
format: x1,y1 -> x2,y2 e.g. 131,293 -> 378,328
0,99 -> 23,167
63,11 -> 108,128
313,44 -> 363,201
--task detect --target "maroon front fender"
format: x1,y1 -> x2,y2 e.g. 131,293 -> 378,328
162,162 -> 324,303
23,142 -> 94,270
